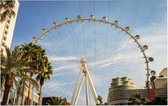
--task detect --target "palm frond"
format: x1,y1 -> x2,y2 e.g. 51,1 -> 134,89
16,72 -> 39,90
17,67 -> 34,74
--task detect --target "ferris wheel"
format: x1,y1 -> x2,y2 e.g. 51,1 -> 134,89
33,15 -> 155,105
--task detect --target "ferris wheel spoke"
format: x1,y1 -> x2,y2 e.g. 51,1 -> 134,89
44,71 -> 76,97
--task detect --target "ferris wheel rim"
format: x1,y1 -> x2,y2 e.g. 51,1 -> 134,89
33,16 -> 154,88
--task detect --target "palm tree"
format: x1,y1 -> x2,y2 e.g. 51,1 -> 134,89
0,0 -> 15,22
61,98 -> 71,105
0,46 -> 39,105
97,95 -> 103,105
128,93 -> 149,105
21,43 -> 45,105
46,96 -> 70,105
36,56 -> 53,105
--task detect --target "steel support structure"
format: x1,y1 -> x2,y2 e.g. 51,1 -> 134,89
71,58 -> 98,105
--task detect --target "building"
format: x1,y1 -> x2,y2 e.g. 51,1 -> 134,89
16,85 -> 39,105
1,80 -> 39,105
0,0 -> 19,54
0,0 -> 19,104
107,68 -> 167,105
0,1 -> 39,105
107,77 -> 138,105
155,67 -> 167,89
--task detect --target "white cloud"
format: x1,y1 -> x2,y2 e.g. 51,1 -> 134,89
49,55 -> 79,62
53,64 -> 79,72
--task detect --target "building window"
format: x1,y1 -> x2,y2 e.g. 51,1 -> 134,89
2,42 -> 5,46
3,36 -> 6,41
6,24 -> 9,29
1,49 -> 3,53
7,19 -> 10,24
4,30 -> 8,35
9,15 -> 12,19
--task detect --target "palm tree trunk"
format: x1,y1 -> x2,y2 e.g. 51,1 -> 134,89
15,80 -> 23,105
21,80 -> 26,105
38,78 -> 44,105
38,86 -> 42,105
1,75 -> 13,105
1,74 -> 6,104
0,13 -> 2,21
27,73 -> 33,105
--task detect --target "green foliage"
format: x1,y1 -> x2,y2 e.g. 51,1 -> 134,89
21,43 -> 53,86
21,43 -> 53,105
0,45 -> 39,105
0,45 -> 39,88
128,93 -> 149,105
46,96 -> 70,105
21,43 -> 46,74
97,95 -> 103,105
35,55 -> 53,86
1,42 -> 53,105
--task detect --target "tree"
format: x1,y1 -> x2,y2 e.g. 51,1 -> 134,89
46,96 -> 70,105
0,0 -> 15,22
36,56 -> 53,105
0,46 -> 39,105
20,43 -> 46,105
97,95 -> 103,105
128,93 -> 149,105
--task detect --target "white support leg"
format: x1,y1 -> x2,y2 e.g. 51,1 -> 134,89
71,58 -> 98,105
74,75 -> 85,105
85,75 -> 89,105
71,68 -> 82,104
85,66 -> 98,104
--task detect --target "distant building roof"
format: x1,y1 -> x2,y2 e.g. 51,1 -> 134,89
159,67 -> 167,77
154,67 -> 167,89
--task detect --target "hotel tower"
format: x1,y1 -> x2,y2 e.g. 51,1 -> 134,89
0,0 -> 19,54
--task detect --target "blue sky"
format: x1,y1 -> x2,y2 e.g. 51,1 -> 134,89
12,0 -> 167,104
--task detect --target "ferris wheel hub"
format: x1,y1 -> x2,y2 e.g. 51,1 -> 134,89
80,58 -> 87,64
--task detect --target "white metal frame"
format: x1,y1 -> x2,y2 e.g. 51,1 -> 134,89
71,58 -> 98,105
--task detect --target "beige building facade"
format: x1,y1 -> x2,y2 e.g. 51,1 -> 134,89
155,67 -> 167,88
0,1 -> 39,105
0,0 -> 19,54
107,68 -> 167,105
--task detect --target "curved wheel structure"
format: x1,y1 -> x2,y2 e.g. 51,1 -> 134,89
33,15 -> 155,104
